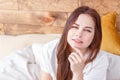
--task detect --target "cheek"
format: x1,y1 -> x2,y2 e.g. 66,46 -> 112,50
67,29 -> 75,38
67,29 -> 75,43
85,34 -> 94,44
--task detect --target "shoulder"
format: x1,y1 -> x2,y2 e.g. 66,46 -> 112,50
44,39 -> 60,50
87,50 -> 109,69
93,50 -> 118,65
85,50 -> 109,71
83,50 -> 109,80
32,39 -> 60,62
93,50 -> 109,63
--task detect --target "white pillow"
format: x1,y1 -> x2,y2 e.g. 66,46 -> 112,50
0,34 -> 61,60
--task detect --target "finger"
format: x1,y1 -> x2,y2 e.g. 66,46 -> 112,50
69,53 -> 80,64
73,52 -> 82,63
68,55 -> 74,64
74,48 -> 84,59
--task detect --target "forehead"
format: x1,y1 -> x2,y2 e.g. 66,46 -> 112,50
75,14 -> 95,27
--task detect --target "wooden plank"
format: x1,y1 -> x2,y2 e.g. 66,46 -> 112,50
0,11 -> 67,26
0,0 -> 18,10
18,0 -> 78,12
81,0 -> 120,15
4,24 -> 64,35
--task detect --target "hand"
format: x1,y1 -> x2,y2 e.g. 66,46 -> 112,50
68,48 -> 85,75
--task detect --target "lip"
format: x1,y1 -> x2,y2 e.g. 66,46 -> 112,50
72,39 -> 83,43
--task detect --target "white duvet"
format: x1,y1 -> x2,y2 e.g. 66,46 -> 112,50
0,46 -> 41,80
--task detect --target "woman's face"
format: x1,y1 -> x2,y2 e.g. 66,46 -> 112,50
67,14 -> 95,52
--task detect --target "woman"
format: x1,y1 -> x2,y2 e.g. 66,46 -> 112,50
37,6 -> 107,80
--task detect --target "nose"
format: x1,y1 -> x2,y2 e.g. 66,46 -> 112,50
75,30 -> 83,38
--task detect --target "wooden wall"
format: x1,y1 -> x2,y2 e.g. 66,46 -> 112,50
0,0 -> 120,35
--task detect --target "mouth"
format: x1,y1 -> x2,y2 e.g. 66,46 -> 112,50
72,39 -> 83,44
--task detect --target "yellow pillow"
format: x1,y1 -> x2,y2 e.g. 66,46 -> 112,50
101,12 -> 120,55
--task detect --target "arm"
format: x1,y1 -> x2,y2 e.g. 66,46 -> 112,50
72,74 -> 84,80
68,48 -> 85,80
68,49 -> 109,80
40,70 -> 52,80
32,40 -> 59,80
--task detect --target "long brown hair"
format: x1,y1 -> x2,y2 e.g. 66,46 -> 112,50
57,6 -> 102,80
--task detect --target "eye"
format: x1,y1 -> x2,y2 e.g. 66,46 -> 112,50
84,29 -> 92,33
71,25 -> 79,29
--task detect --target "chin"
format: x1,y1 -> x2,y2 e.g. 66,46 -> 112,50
70,43 -> 80,49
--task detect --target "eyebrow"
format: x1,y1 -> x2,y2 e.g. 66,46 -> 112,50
73,23 -> 79,26
85,26 -> 94,30
73,23 -> 94,30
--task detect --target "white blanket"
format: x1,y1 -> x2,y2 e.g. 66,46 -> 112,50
0,46 -> 41,80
